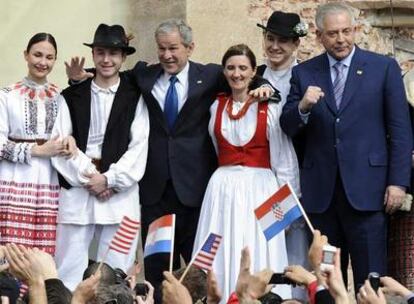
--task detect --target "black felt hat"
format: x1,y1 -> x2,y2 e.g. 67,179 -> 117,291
84,23 -> 136,55
257,11 -> 308,38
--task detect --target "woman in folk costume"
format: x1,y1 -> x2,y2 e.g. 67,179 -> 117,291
0,33 -> 74,254
192,44 -> 300,301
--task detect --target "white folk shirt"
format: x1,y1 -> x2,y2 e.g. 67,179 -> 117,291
263,59 -> 297,107
51,80 -> 149,225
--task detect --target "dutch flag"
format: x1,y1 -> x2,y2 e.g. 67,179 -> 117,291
144,214 -> 175,258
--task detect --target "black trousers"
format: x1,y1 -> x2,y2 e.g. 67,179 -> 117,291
141,180 -> 200,303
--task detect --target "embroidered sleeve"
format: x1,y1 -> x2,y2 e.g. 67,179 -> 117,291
0,86 -> 34,164
0,140 -> 34,164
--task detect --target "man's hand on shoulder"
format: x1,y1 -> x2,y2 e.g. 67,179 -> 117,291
65,56 -> 94,82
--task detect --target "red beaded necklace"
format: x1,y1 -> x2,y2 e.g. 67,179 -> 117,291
225,96 -> 255,120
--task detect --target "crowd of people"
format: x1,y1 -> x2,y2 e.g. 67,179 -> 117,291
0,2 -> 413,303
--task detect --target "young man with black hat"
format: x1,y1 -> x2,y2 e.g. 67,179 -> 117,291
51,23 -> 149,291
257,11 -> 309,301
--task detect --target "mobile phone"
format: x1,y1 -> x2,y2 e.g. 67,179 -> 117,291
268,273 -> 296,286
368,272 -> 380,293
134,283 -> 149,296
320,244 -> 337,272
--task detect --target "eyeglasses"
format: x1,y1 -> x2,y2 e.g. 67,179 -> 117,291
104,300 -> 117,304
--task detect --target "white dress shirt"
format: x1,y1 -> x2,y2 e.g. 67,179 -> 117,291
151,62 -> 190,112
327,46 -> 355,84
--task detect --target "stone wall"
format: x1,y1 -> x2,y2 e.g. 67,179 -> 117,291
1,0 -> 413,88
246,0 -> 414,65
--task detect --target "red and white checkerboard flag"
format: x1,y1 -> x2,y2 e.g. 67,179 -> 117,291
109,216 -> 140,254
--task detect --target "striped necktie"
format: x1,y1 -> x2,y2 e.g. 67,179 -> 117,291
333,62 -> 346,109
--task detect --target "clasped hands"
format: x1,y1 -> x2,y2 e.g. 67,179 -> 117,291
31,135 -> 78,158
82,172 -> 115,202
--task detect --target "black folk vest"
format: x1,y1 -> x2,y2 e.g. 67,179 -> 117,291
59,76 -> 140,189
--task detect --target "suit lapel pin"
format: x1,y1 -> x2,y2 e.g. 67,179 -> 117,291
197,80 -> 202,84
357,70 -> 363,75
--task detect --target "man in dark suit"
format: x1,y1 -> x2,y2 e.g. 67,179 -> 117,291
130,19 -> 274,300
132,19 -> 220,291
280,2 -> 412,289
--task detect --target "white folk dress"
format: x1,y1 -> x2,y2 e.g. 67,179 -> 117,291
192,96 -> 300,302
0,77 -> 60,254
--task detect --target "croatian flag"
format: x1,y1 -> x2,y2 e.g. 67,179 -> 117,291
109,216 -> 140,254
192,233 -> 222,271
144,214 -> 175,258
255,184 -> 302,241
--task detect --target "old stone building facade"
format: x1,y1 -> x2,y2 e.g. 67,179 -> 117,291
1,0 -> 413,87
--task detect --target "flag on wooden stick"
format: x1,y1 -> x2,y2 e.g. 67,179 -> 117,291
255,183 -> 313,241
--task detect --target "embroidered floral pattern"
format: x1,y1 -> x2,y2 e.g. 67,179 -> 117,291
14,78 -> 59,136
0,87 -> 12,94
25,100 -> 38,135
1,141 -> 32,164
45,100 -> 58,134
1,141 -> 16,161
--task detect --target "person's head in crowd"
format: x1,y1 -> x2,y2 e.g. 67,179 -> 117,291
83,262 -> 117,286
24,32 -> 57,84
281,299 -> 305,304
0,273 -> 19,304
221,44 -> 258,95
96,284 -> 134,304
315,2 -> 356,60
173,266 -> 207,303
257,11 -> 307,70
258,291 -> 283,304
155,19 -> 195,75
84,23 -> 135,83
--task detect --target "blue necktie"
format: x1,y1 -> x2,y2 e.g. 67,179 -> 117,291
333,62 -> 346,109
164,75 -> 178,130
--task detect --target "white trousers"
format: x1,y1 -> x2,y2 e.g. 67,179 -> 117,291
55,223 -> 138,291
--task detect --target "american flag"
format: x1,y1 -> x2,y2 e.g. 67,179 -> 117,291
193,233 -> 222,271
109,216 -> 140,254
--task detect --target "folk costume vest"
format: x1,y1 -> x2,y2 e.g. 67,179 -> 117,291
214,94 -> 271,168
59,76 -> 139,189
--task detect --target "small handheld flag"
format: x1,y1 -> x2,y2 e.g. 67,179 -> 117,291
144,214 -> 175,258
109,216 -> 140,254
192,232 -> 222,271
255,184 -> 305,241
179,232 -> 222,282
